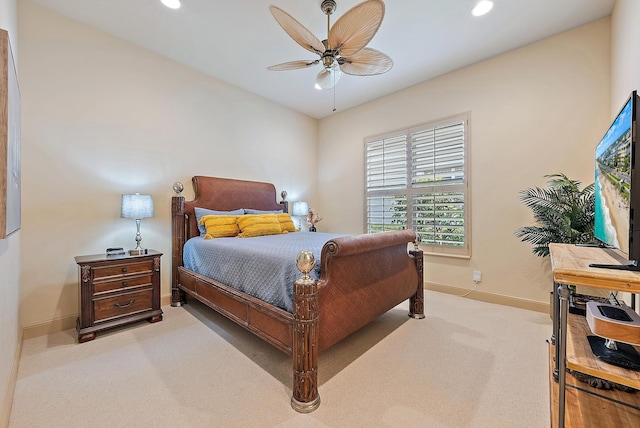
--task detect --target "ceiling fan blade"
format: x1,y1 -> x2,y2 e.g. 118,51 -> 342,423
269,5 -> 325,55
268,59 -> 320,71
328,0 -> 385,57
339,48 -> 393,76
316,67 -> 343,90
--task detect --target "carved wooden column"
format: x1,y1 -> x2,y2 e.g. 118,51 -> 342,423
171,195 -> 186,306
150,256 -> 163,323
77,264 -> 95,343
409,242 -> 425,319
291,250 -> 321,413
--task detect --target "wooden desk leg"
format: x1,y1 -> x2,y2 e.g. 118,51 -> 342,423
557,283 -> 570,428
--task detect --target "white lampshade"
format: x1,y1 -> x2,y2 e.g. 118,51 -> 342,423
121,194 -> 154,219
161,0 -> 181,9
292,201 -> 309,217
316,66 -> 343,90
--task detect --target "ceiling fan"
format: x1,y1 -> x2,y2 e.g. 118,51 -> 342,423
268,0 -> 393,91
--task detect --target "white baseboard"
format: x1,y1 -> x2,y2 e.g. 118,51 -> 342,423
22,294 -> 173,340
1,329 -> 22,428
22,315 -> 77,340
425,282 -> 550,314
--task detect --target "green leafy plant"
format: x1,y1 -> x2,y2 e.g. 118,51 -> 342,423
515,173 -> 595,257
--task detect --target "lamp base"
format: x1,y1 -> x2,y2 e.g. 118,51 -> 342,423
129,248 -> 146,256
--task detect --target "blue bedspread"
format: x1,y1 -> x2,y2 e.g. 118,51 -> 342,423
182,232 -> 344,312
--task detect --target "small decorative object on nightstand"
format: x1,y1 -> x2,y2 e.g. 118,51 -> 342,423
75,250 -> 163,343
306,208 -> 323,232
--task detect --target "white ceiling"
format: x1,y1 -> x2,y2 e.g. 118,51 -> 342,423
28,0 -> 615,119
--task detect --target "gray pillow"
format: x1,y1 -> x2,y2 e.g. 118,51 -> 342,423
244,208 -> 283,214
194,207 -> 244,235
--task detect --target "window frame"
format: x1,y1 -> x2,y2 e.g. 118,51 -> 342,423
364,112 -> 471,258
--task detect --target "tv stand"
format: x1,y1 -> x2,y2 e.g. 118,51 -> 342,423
549,244 -> 640,427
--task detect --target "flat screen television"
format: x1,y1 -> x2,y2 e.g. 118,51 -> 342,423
592,90 -> 640,270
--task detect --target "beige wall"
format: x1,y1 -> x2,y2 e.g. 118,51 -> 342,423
318,18 -> 612,309
17,1 -> 318,330
0,0 -> 20,424
13,3 -> 633,330
611,0 -> 640,111
611,0 -> 640,308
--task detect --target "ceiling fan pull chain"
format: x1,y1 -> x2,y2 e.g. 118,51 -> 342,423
333,83 -> 336,112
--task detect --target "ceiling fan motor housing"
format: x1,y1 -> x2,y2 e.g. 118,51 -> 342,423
321,0 -> 337,15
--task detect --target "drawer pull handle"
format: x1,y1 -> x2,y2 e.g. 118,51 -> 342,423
121,268 -> 128,273
114,299 -> 135,308
121,282 -> 128,287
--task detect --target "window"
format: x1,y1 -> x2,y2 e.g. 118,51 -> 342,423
365,113 -> 470,257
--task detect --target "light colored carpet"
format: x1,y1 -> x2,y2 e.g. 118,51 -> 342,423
9,291 -> 551,427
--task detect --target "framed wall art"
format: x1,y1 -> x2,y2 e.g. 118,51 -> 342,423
0,28 -> 20,239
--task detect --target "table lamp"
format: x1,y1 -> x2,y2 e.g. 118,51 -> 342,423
292,201 -> 309,231
121,193 -> 154,255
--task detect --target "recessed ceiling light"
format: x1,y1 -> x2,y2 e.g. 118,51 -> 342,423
161,0 -> 181,9
472,1 -> 493,17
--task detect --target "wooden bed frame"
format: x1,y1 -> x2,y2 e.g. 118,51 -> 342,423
171,176 -> 424,412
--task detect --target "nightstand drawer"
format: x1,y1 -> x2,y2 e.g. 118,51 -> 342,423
93,274 -> 153,294
94,289 -> 153,323
92,260 -> 153,280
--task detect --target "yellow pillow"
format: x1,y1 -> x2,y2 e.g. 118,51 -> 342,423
199,215 -> 240,239
237,214 -> 282,238
276,213 -> 297,233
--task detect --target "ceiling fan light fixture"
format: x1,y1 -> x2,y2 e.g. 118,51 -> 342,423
472,1 -> 493,17
161,0 -> 181,9
316,66 -> 342,90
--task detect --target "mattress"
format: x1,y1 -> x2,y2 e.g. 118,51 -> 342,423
182,232 -> 344,312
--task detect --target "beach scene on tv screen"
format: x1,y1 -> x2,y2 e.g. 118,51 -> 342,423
594,99 -> 632,253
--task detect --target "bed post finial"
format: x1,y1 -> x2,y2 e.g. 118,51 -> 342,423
296,250 -> 315,283
280,190 -> 289,213
291,250 -> 320,413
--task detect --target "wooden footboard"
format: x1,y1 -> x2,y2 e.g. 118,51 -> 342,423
316,230 -> 424,351
291,231 -> 423,411
170,176 -> 424,413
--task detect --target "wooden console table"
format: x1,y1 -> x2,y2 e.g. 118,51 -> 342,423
549,243 -> 640,427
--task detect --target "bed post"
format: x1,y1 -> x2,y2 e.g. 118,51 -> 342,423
409,238 -> 425,319
171,195 -> 186,306
291,250 -> 320,413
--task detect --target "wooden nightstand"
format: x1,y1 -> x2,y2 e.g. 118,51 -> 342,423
75,250 -> 163,343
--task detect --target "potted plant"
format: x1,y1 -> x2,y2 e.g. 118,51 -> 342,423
515,173 -> 595,255
515,173 -> 596,311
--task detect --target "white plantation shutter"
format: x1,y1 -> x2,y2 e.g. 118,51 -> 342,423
365,114 -> 470,256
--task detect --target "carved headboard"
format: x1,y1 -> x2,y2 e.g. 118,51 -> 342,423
181,176 -> 287,239
171,176 -> 289,300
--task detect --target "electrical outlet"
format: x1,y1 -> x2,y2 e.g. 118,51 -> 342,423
473,271 -> 482,283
